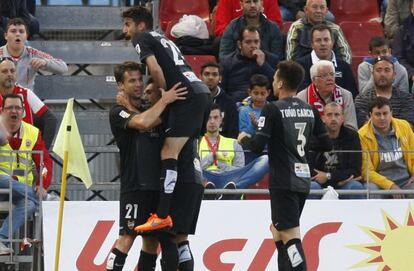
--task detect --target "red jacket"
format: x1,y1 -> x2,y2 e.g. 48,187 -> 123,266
214,0 -> 282,36
9,129 -> 53,189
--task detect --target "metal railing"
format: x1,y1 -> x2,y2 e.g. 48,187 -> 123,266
0,150 -> 44,270
50,147 -> 414,200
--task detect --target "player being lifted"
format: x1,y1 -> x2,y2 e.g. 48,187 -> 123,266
121,7 -> 210,232
239,61 -> 332,271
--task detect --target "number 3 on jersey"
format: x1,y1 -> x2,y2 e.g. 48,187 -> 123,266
295,122 -> 307,157
160,38 -> 185,66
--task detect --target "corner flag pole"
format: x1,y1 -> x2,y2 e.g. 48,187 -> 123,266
54,118 -> 72,271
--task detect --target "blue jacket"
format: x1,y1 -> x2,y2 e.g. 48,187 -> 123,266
220,50 -> 278,103
393,15 -> 414,79
219,13 -> 283,61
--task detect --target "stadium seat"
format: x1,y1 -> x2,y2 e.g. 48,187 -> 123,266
340,21 -> 384,56
165,20 -> 213,41
184,55 -> 216,76
282,21 -> 293,35
164,19 -> 180,41
244,173 -> 270,200
159,0 -> 210,31
330,0 -> 380,23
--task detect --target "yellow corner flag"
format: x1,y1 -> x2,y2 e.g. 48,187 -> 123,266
52,98 -> 92,188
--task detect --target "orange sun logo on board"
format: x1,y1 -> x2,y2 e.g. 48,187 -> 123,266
349,204 -> 414,271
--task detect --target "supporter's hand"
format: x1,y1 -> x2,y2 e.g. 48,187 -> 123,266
36,186 -> 48,199
296,10 -> 305,20
0,116 -> 9,146
405,175 -> 414,187
28,58 -> 47,70
253,49 -> 265,66
311,169 -> 328,184
337,175 -> 362,187
249,112 -> 258,127
237,132 -> 251,143
160,82 -> 187,105
390,183 -> 404,199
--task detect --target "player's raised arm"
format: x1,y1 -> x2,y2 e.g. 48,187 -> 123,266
145,55 -> 167,90
128,83 -> 187,130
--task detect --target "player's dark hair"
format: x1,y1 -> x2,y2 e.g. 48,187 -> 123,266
238,25 -> 260,42
368,36 -> 389,51
6,18 -> 28,34
200,61 -> 221,75
276,61 -> 304,92
210,103 -> 222,113
249,74 -> 269,90
368,96 -> 392,113
373,55 -> 394,71
2,93 -> 23,108
310,24 -> 332,41
114,61 -> 143,83
122,6 -> 153,30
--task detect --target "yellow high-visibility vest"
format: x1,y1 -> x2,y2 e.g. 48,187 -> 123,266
0,122 -> 39,186
199,135 -> 236,171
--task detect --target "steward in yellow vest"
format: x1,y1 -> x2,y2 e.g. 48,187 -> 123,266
0,121 -> 38,186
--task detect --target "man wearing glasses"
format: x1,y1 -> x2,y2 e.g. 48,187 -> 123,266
0,93 -> 52,255
296,60 -> 358,130
0,57 -> 56,149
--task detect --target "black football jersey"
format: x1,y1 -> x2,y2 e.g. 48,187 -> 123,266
254,97 -> 329,192
109,105 -> 162,193
131,31 -> 201,90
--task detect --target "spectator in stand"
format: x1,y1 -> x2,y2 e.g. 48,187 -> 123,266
392,0 -> 414,90
296,60 -> 358,130
220,26 -> 278,103
309,102 -> 364,199
214,0 -> 282,37
219,0 -> 283,61
359,97 -> 414,198
0,1 -> 39,46
239,74 -> 270,137
278,0 -> 335,22
199,104 -> 268,196
0,18 -> 68,91
358,36 -> 409,94
384,0 -> 412,40
286,0 -> 351,63
200,61 -> 239,139
0,58 -> 57,149
279,0 -> 306,21
0,93 -> 52,255
297,24 -> 357,97
238,74 -> 270,163
26,0 -> 36,16
355,56 -> 414,127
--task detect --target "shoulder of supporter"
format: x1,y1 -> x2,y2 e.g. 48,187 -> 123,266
288,18 -> 306,33
295,88 -> 308,101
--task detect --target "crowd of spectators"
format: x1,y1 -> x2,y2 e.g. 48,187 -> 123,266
1,0 -> 414,240
182,0 -> 414,199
